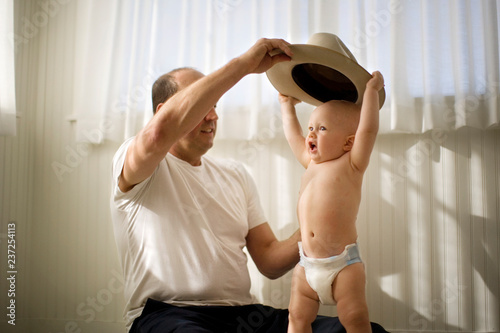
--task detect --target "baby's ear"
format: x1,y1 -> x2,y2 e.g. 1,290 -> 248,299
343,135 -> 355,151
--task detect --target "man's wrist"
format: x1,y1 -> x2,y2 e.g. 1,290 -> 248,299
229,54 -> 254,78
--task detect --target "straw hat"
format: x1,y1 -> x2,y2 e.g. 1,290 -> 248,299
266,33 -> 385,108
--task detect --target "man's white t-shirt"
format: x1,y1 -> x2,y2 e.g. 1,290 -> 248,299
110,137 -> 267,330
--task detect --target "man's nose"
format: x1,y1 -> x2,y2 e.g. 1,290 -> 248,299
205,107 -> 218,121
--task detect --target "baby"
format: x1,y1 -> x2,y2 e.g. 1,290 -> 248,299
280,71 -> 384,333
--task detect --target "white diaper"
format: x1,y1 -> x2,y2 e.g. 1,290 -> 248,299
298,241 -> 362,305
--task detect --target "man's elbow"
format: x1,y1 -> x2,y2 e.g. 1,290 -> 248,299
259,267 -> 286,280
257,260 -> 294,280
140,123 -> 175,155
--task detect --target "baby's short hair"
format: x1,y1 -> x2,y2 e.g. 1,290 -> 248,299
321,100 -> 361,134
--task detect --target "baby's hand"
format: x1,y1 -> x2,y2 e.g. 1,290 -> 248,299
367,71 -> 384,91
278,93 -> 301,106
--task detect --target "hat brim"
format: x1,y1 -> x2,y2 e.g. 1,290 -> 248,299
266,44 -> 386,108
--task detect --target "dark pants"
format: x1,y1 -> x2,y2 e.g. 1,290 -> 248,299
130,298 -> 389,333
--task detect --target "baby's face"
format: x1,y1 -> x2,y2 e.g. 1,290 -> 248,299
306,102 -> 352,163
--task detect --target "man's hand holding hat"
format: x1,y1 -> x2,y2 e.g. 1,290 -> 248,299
267,33 -> 385,108
238,38 -> 294,75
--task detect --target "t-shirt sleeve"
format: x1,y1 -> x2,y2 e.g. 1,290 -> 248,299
111,136 -> 155,210
239,164 -> 267,230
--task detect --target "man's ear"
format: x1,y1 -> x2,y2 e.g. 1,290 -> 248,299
343,135 -> 355,151
155,102 -> 164,115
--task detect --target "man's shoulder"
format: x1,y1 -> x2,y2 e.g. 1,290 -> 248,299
113,136 -> 136,161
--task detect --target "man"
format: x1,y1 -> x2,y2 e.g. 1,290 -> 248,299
110,38 -> 388,332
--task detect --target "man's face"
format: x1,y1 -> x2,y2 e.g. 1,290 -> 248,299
168,69 -> 219,165
172,106 -> 218,161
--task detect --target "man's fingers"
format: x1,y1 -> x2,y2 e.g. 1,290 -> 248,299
270,39 -> 293,58
243,38 -> 293,74
259,38 -> 293,58
270,52 -> 292,66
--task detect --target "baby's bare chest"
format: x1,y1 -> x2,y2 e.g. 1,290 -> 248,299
298,163 -> 361,218
299,162 -> 348,195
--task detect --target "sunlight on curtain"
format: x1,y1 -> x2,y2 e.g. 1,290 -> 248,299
0,0 -> 17,136
72,0 -> 499,143
389,0 -> 500,132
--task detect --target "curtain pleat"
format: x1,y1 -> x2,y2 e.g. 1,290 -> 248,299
69,0 -> 499,142
0,0 -> 17,136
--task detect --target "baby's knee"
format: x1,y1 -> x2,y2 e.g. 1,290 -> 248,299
339,306 -> 370,329
288,305 -> 314,326
288,312 -> 313,333
288,305 -> 304,322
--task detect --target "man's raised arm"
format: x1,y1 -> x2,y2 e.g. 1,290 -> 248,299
119,38 -> 293,192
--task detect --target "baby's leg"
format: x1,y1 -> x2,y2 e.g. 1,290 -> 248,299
332,262 -> 372,333
287,263 -> 320,333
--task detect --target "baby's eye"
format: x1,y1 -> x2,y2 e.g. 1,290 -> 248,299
308,126 -> 314,131
320,126 -> 326,131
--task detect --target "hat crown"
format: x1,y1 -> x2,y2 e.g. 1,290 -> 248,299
306,33 -> 357,64
266,33 -> 385,108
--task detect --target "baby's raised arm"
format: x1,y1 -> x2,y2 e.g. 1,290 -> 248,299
349,71 -> 384,172
279,94 -> 310,168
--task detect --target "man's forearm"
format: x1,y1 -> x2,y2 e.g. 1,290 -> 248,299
247,223 -> 301,280
152,38 -> 292,150
154,57 -> 250,144
265,229 -> 301,279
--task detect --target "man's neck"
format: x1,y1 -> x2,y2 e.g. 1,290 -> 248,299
168,150 -> 203,166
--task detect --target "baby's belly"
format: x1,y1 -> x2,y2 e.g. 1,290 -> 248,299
297,196 -> 359,258
297,175 -> 361,258
300,218 -> 358,258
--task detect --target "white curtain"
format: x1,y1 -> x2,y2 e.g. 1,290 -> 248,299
72,0 -> 500,143
0,0 -> 17,136
389,0 -> 500,132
